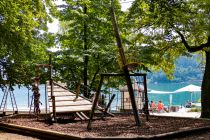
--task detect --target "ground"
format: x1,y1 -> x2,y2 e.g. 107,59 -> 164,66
0,131 -> 39,140
1,114 -> 210,139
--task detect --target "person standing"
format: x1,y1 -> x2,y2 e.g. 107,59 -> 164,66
158,100 -> 164,113
32,77 -> 41,115
150,101 -> 157,112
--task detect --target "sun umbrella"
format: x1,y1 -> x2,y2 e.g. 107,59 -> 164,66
148,90 -> 175,94
174,84 -> 201,102
174,84 -> 201,92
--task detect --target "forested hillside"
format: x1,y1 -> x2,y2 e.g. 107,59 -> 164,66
147,55 -> 204,83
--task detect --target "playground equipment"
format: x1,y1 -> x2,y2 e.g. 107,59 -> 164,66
0,84 -> 18,115
29,76 -> 42,115
87,73 -> 149,130
31,53 -> 114,121
46,81 -> 92,120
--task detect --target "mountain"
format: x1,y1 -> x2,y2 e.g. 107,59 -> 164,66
147,55 -> 204,83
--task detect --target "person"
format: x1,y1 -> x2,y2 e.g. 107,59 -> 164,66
149,101 -> 153,108
185,100 -> 192,108
32,77 -> 42,114
157,100 -> 164,113
150,101 -> 157,112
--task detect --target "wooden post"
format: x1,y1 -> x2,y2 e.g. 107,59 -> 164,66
49,54 -> 56,121
104,94 -> 116,115
143,75 -> 149,121
87,75 -> 104,130
110,2 -> 141,126
45,83 -> 48,115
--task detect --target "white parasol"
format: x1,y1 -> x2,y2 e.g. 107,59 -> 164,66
174,84 -> 201,102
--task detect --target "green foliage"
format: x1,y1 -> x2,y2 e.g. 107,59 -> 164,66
124,0 -> 209,79
188,107 -> 201,112
0,0 -> 53,86
56,0 -> 123,91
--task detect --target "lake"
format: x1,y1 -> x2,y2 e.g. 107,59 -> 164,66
148,82 -> 201,106
0,82 -> 201,110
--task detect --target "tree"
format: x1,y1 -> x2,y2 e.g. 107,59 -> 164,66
127,0 -> 210,117
56,0 -> 122,96
0,0 -> 54,86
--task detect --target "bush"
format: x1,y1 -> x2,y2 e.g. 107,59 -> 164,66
188,107 -> 201,112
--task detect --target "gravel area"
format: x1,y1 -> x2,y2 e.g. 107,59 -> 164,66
2,114 -> 210,139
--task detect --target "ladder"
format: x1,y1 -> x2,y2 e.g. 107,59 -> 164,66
0,85 -> 18,115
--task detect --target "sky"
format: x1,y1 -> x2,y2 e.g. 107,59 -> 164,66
47,0 -> 134,33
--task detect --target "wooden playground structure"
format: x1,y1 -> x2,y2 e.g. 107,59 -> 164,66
0,54 -> 116,121
0,52 -> 149,130
0,53 -> 149,129
46,81 -> 92,120
87,73 -> 149,130
28,54 -> 100,121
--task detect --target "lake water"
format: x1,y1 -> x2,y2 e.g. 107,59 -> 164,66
148,82 -> 201,106
0,85 -> 47,109
0,82 -> 201,110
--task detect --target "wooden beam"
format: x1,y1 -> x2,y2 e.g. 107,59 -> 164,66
110,2 -> 141,126
79,112 -> 89,120
87,75 -> 104,130
76,112 -> 85,120
104,94 -> 116,116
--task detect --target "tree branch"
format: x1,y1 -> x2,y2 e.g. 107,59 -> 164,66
89,58 -> 114,91
176,30 -> 210,52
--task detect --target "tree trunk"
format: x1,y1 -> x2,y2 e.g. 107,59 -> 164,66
83,5 -> 89,98
201,51 -> 210,118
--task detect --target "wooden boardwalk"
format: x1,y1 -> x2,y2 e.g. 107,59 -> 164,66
46,82 -> 92,115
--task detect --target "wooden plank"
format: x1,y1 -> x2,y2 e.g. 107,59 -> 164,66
48,90 -> 72,93
48,98 -> 84,102
49,104 -> 91,107
48,91 -> 75,96
49,105 -> 92,112
49,101 -> 92,106
47,86 -> 65,89
48,101 -> 92,106
50,96 -> 76,100
48,100 -> 92,105
50,109 -> 90,114
48,92 -> 72,95
47,81 -> 93,114
48,94 -> 75,97
48,100 -> 92,106
46,82 -> 91,101
47,86 -> 67,89
49,96 -> 88,101
48,91 -> 73,94
76,112 -> 85,120
47,89 -> 67,92
79,112 -> 89,120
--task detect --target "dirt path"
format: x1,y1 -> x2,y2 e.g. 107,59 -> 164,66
0,131 -> 39,140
